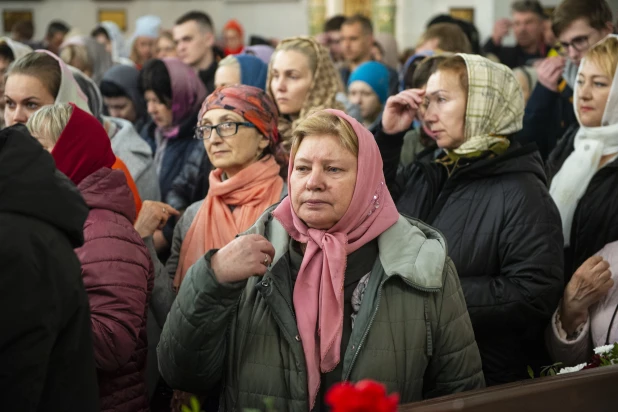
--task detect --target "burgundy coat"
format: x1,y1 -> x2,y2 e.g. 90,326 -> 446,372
75,168 -> 153,412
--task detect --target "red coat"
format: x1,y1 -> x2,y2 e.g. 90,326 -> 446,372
75,167 -> 153,412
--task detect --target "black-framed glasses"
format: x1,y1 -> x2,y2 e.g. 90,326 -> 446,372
193,121 -> 256,140
557,33 -> 595,55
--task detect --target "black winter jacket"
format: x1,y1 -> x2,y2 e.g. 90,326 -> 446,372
0,125 -> 99,411
546,124 -> 618,281
377,127 -> 564,386
165,143 -> 212,212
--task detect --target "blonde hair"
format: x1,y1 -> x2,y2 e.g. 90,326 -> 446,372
218,55 -> 239,68
266,36 -> 344,156
60,44 -> 92,77
291,110 -> 359,158
26,103 -> 74,145
585,36 -> 618,80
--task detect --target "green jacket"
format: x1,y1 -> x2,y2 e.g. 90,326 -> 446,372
158,206 -> 484,411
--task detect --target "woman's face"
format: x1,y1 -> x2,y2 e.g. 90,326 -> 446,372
270,50 -> 313,116
348,81 -> 382,123
214,65 -> 241,89
3,74 -> 56,127
577,59 -> 612,128
290,134 -> 357,230
423,70 -> 467,150
145,90 -> 173,129
201,108 -> 269,178
135,37 -> 155,61
94,33 -> 112,54
224,29 -> 243,52
156,36 -> 177,59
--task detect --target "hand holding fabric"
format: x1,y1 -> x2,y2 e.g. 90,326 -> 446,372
537,57 -> 566,92
561,256 -> 614,334
211,234 -> 275,283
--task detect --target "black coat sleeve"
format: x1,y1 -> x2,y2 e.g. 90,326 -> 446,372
374,124 -> 405,201
459,178 -> 565,333
0,237 -> 62,410
517,83 -> 562,160
165,144 -> 208,212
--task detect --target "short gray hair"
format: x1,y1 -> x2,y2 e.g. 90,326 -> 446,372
26,103 -> 74,145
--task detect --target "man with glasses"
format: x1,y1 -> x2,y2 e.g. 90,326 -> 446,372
518,0 -> 613,159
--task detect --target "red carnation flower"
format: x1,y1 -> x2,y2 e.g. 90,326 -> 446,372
326,380 -> 399,412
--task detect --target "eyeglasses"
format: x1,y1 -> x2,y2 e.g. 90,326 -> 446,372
193,121 -> 256,140
557,33 -> 595,55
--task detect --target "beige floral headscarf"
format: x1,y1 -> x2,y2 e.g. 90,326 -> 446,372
453,54 -> 524,156
266,36 -> 344,155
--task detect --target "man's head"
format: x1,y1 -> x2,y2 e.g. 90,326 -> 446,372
173,11 -> 215,70
323,15 -> 346,62
552,0 -> 613,66
45,21 -> 70,55
511,1 -> 545,50
340,14 -> 374,66
11,20 -> 34,43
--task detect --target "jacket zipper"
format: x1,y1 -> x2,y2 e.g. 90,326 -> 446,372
343,276 -> 439,381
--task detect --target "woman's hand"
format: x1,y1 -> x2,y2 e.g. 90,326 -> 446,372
560,256 -> 614,334
381,89 -> 425,135
134,201 -> 180,239
211,234 -> 276,284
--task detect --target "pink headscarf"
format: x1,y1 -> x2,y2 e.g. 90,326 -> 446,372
162,58 -> 207,138
272,109 -> 399,409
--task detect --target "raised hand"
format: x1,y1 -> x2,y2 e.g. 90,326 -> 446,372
211,234 -> 276,283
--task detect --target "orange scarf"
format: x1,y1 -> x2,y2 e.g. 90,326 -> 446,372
173,156 -> 283,289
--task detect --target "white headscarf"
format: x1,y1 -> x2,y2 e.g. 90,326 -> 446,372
550,35 -> 618,246
35,50 -> 91,114
99,21 -> 128,59
0,37 -> 32,60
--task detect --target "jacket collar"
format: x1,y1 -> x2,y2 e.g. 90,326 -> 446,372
243,205 -> 447,291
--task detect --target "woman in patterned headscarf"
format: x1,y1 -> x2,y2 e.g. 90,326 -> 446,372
267,36 -> 344,158
376,54 -> 565,386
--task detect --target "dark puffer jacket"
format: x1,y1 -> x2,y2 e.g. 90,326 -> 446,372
165,143 -> 212,212
0,125 -> 99,412
546,124 -> 618,281
76,167 -> 154,412
378,129 -> 564,386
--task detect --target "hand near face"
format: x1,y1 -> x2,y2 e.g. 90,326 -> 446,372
492,18 -> 512,45
536,57 -> 566,92
381,89 -> 425,135
134,200 -> 180,238
560,256 -> 614,334
211,234 -> 276,283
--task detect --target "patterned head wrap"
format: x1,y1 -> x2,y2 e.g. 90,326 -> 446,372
198,84 -> 279,146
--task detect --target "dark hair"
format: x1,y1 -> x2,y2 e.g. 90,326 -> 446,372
91,26 -> 110,41
11,20 -> 34,41
100,80 -> 129,99
411,55 -> 449,89
418,23 -> 473,54
46,21 -> 70,39
511,0 -> 545,18
0,43 -> 15,62
6,52 -> 62,99
552,0 -> 613,37
139,59 -> 172,107
427,14 -> 482,55
324,15 -> 346,32
175,11 -> 214,32
343,14 -> 373,35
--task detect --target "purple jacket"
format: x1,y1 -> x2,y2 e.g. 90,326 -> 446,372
547,240 -> 618,366
75,168 -> 153,412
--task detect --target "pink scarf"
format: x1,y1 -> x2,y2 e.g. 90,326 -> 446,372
272,109 -> 399,409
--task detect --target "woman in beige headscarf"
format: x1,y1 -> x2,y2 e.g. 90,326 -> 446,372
266,36 -> 344,159
376,54 -> 564,386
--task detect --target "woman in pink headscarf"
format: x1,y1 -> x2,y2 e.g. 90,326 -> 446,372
157,109 -> 484,411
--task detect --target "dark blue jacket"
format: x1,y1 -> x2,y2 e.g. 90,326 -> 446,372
516,82 -> 577,160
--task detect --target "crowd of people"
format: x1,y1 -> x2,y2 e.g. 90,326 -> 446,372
1,0 -> 617,411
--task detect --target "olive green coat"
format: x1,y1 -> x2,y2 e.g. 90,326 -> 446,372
158,206 -> 484,411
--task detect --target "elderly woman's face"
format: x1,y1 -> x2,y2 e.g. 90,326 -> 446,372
576,59 -> 612,128
423,70 -> 466,150
201,108 -> 269,178
290,134 -> 357,230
